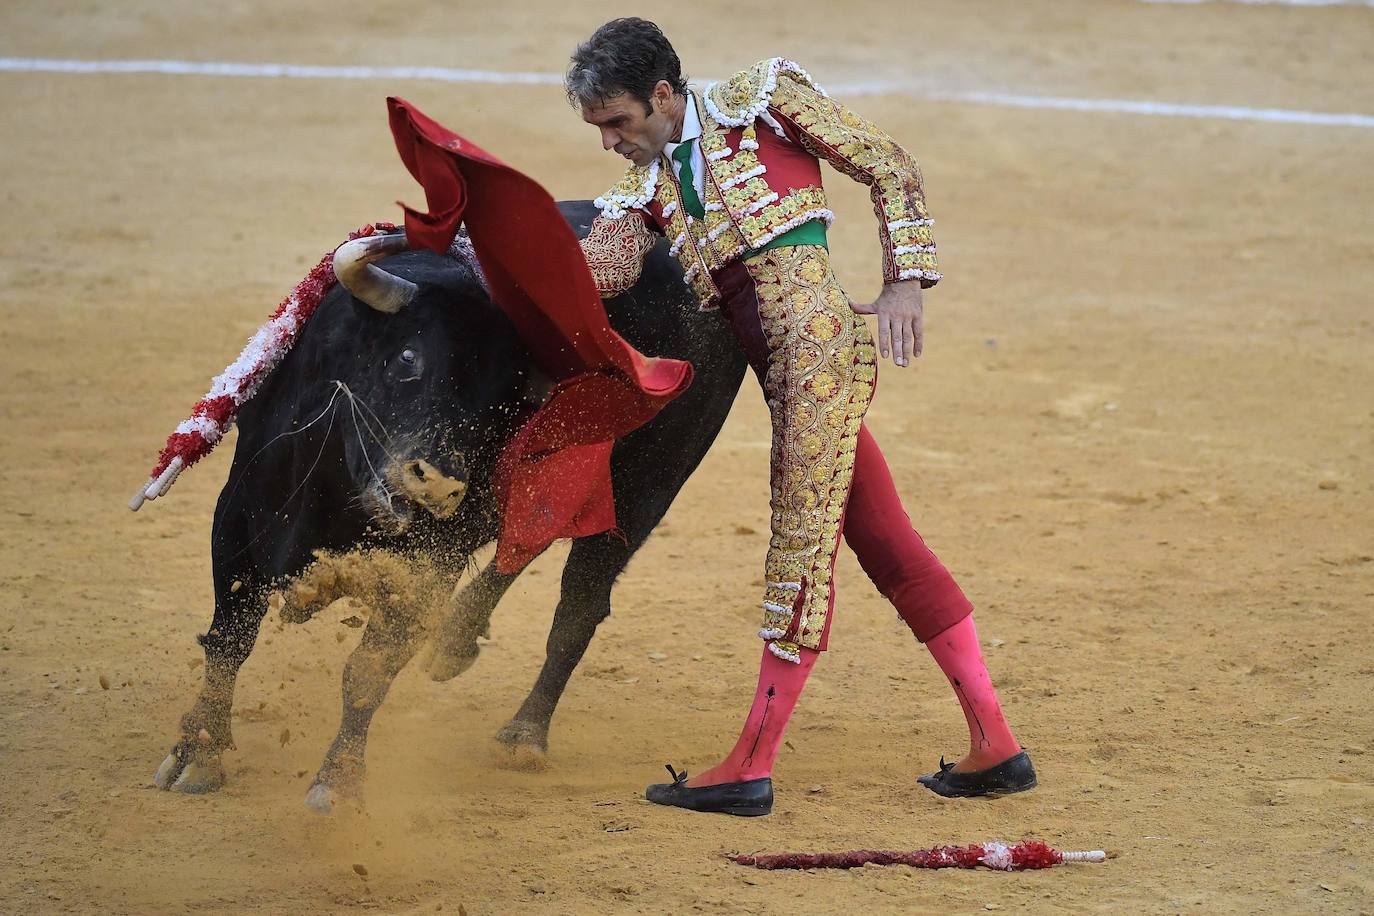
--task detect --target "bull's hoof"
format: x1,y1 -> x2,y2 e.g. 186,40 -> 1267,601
153,752 -> 182,790
306,749 -> 365,815
304,772 -> 364,815
304,782 -> 338,815
495,720 -> 549,771
154,747 -> 226,794
425,638 -> 480,683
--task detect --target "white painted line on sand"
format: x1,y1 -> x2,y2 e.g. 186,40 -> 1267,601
0,56 -> 563,85
2,56 -> 1372,129
917,89 -> 1374,128
1142,0 -> 1374,6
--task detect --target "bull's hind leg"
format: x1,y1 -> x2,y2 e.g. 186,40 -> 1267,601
495,431 -> 706,765
495,535 -> 634,767
495,376 -> 742,764
305,603 -> 426,814
154,585 -> 268,793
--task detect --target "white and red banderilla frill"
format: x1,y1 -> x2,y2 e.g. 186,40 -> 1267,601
128,223 -> 395,510
730,841 -> 1107,871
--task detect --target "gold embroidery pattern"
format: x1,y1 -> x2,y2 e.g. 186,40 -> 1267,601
700,92 -> 836,257
594,161 -> 659,220
706,59 -> 776,124
735,185 -> 828,242
744,245 -> 876,651
665,97 -> 835,308
704,57 -> 826,128
594,64 -> 941,311
645,100 -> 755,310
695,111 -> 753,271
579,214 -> 658,298
652,173 -> 723,309
767,70 -> 941,285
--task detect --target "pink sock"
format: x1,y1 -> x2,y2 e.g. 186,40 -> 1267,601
687,644 -> 818,787
925,615 -> 1022,771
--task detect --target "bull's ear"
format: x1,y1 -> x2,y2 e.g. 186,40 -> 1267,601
519,366 -> 552,409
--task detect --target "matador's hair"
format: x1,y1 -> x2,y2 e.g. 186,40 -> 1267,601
565,17 -> 688,115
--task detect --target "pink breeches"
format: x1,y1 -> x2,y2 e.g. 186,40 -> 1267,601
843,423 -> 973,643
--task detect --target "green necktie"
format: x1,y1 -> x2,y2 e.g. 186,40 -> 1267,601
671,142 -> 706,219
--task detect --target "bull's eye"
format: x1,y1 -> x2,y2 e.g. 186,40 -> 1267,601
400,349 -> 416,364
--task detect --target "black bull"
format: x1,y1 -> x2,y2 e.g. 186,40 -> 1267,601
152,201 -> 748,810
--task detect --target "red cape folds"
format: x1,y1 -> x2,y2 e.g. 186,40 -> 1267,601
387,97 -> 692,573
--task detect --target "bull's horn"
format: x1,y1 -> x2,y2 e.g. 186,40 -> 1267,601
332,233 -> 418,314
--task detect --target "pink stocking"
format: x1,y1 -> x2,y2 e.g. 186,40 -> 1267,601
687,644 -> 818,787
925,615 -> 1022,771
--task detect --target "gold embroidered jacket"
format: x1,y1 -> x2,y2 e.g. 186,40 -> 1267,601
581,58 -> 940,309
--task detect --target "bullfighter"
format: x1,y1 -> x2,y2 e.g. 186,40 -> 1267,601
568,17 -> 1037,815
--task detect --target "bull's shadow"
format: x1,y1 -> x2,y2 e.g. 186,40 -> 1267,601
152,202 -> 747,811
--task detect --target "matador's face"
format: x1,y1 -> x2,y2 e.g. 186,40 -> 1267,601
580,81 -> 681,168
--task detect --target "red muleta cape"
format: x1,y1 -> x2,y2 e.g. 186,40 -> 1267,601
386,98 -> 692,573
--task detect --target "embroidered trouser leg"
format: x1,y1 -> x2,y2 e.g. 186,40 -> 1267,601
719,245 -> 875,659
714,246 -> 973,658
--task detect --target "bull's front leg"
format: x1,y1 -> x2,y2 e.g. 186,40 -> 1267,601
154,588 -> 268,793
425,559 -> 519,682
305,602 -> 426,814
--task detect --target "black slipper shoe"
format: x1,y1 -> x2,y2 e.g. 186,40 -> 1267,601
645,765 -> 774,817
917,751 -> 1037,798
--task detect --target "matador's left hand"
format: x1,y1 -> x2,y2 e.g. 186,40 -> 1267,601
850,280 -> 923,368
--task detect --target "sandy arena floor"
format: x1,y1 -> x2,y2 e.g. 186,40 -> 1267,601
2,1 -> 1372,913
